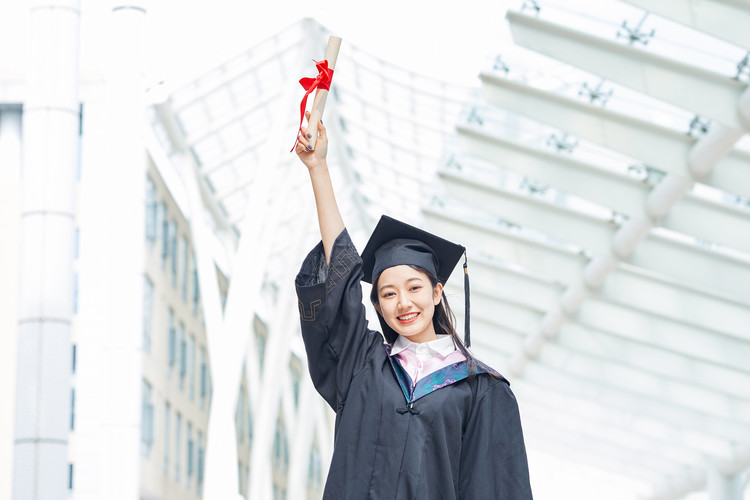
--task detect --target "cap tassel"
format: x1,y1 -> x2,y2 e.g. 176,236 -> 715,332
463,252 -> 471,348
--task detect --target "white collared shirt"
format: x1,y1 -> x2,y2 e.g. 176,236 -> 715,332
390,334 -> 466,384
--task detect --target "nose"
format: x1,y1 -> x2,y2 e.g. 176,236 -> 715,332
397,292 -> 411,310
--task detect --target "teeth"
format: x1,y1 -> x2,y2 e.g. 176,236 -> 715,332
399,313 -> 418,320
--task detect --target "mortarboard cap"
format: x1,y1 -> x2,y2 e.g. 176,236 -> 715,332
361,215 -> 472,347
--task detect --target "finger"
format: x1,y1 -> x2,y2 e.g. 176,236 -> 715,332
297,129 -> 310,148
316,119 -> 327,139
296,131 -> 313,152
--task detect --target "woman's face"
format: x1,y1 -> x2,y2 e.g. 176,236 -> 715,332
374,265 -> 443,344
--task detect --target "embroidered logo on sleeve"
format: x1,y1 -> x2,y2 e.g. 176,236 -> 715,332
298,299 -> 322,322
326,243 -> 359,294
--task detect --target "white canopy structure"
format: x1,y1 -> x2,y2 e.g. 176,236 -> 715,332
144,1 -> 750,499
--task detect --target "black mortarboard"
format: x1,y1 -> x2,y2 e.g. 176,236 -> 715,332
361,215 -> 471,347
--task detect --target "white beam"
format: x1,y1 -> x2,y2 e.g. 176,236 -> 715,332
478,74 -> 750,198
620,0 -> 750,50
436,170 -> 750,299
487,343 -> 750,442
458,124 -> 750,253
506,10 -> 750,130
455,267 -> 750,403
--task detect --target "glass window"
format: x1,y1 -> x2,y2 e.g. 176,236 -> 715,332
290,364 -> 300,409
141,379 -> 154,457
145,176 -> 157,244
187,422 -> 194,488
169,222 -> 178,286
197,431 -> 204,494
159,205 -> 168,269
179,323 -> 186,390
191,252 -> 199,315
307,439 -> 322,493
272,417 -> 289,474
175,412 -> 182,481
255,316 -> 267,372
200,347 -> 207,409
188,335 -> 196,400
168,309 -> 176,374
73,271 -> 78,314
70,388 -> 75,431
164,402 -> 170,475
143,275 -> 154,354
180,236 -> 188,301
236,388 -> 245,442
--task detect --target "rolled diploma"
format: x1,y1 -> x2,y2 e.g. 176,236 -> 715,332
308,35 -> 342,149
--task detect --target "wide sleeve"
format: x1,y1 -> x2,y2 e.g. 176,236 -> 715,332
295,228 -> 382,410
457,380 -> 533,499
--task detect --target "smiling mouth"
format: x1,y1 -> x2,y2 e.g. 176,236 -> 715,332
397,312 -> 419,324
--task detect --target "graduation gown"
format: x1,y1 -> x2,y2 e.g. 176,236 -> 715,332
296,229 -> 533,499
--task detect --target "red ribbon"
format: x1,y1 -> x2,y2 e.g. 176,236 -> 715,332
291,59 -> 334,151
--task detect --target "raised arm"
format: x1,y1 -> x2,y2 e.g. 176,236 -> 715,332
296,111 -> 345,264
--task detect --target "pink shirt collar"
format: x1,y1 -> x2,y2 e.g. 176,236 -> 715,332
390,334 -> 457,361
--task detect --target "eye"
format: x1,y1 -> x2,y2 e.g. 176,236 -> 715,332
410,285 -> 422,292
382,291 -> 395,298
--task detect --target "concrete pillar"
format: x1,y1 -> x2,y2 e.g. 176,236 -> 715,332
708,467 -> 742,500
73,1 -> 147,499
0,106 -> 23,500
14,0 -> 80,498
101,1 -> 148,498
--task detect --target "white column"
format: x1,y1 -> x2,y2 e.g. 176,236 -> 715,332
14,1 -> 80,498
74,1 -> 147,499
101,1 -> 148,498
0,106 -> 23,500
708,467 -> 742,500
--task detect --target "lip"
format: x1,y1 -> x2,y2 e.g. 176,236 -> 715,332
397,312 -> 419,324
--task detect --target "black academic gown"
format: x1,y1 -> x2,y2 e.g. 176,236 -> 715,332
296,229 -> 533,500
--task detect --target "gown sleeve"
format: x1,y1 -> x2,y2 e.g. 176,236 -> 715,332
458,380 -> 533,499
295,228 -> 382,410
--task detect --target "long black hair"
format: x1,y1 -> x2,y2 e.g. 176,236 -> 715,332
370,265 -> 486,377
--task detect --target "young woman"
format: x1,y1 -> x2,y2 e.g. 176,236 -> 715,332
294,113 -> 532,499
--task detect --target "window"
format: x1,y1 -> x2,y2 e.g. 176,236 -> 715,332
188,335 -> 196,400
197,431 -> 204,494
143,275 -> 154,354
164,402 -> 170,475
175,412 -> 182,481
168,309 -> 176,374
159,204 -> 168,269
236,388 -> 246,443
73,271 -> 78,314
179,322 -> 186,390
200,347 -> 207,409
289,359 -> 301,409
254,315 -> 268,372
169,222 -> 178,286
187,422 -> 194,488
146,176 -> 157,244
191,252 -> 199,315
307,439 -> 322,494
70,388 -> 75,430
272,417 -> 289,500
141,379 -> 154,457
180,236 -> 188,301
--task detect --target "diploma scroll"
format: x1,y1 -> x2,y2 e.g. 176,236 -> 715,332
306,36 -> 341,150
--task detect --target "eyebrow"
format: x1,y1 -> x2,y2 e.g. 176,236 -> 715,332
378,277 -> 425,293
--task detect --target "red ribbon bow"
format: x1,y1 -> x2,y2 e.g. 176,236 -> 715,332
291,59 -> 334,151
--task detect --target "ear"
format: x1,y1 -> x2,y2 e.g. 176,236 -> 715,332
374,302 -> 382,315
433,282 -> 443,306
